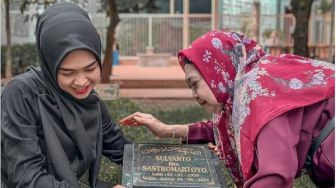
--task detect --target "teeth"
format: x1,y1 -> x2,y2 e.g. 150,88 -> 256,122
76,86 -> 86,90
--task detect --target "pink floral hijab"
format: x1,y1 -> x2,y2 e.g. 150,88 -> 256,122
178,31 -> 335,186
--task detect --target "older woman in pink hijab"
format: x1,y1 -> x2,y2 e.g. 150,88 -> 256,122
120,31 -> 334,188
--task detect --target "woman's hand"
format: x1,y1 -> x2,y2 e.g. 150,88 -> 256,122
113,185 -> 126,188
119,112 -> 172,138
208,142 -> 220,156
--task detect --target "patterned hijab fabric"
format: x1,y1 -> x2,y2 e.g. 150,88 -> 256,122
178,31 -> 335,186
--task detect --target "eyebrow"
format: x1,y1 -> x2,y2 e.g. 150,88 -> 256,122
59,60 -> 97,71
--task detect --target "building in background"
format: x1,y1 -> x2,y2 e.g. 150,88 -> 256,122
1,0 -> 333,60
221,0 -> 291,45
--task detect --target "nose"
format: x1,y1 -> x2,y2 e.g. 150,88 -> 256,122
73,75 -> 87,88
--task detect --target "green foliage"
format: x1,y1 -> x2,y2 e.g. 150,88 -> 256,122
319,0 -> 332,14
103,99 -> 152,143
151,106 -> 210,125
98,156 -> 122,186
1,43 -> 38,77
294,173 -> 316,188
262,28 -> 273,39
20,0 -> 55,14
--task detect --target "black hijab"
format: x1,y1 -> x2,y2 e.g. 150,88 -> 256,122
33,2 -> 103,187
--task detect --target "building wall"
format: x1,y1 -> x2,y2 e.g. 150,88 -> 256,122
1,0 -> 333,56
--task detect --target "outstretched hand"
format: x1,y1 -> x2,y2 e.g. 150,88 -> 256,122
113,185 -> 126,188
119,112 -> 171,138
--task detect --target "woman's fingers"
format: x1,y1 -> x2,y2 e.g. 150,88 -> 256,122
119,112 -> 156,127
119,112 -> 142,125
120,119 -> 138,126
119,112 -> 168,138
208,142 -> 219,152
208,142 -> 216,149
113,185 -> 126,188
133,115 -> 160,129
133,115 -> 167,137
120,113 -> 136,122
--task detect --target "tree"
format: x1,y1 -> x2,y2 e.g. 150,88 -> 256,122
290,0 -> 314,57
3,0 -> 58,79
14,0 -> 159,82
101,0 -> 119,83
21,0 -> 113,83
319,0 -> 332,13
4,0 -> 12,79
100,0 -> 158,83
319,0 -> 334,63
20,0 -> 56,21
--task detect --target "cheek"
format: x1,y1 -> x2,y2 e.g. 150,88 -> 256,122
57,76 -> 73,89
199,83 -> 217,103
89,69 -> 101,83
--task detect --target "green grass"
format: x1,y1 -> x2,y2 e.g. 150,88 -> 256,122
99,98 -> 315,187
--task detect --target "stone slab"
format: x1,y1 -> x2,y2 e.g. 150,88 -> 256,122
122,144 -> 228,188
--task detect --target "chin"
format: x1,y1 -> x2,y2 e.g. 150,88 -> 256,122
202,105 -> 214,113
75,95 -> 89,100
202,104 -> 221,113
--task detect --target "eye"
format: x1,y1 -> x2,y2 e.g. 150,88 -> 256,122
189,81 -> 199,92
191,81 -> 198,88
60,71 -> 74,76
85,65 -> 98,72
85,68 -> 96,72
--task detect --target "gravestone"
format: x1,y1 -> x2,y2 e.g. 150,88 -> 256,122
122,144 -> 228,188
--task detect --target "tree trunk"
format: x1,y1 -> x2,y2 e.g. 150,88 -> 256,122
329,0 -> 334,63
5,0 -> 12,79
101,0 -> 119,83
253,1 -> 260,43
291,0 -> 313,57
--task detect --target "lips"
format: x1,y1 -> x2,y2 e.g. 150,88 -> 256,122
74,85 -> 90,94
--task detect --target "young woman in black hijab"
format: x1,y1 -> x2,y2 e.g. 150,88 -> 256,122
1,2 -> 130,188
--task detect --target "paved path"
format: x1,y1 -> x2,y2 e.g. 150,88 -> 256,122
96,64 -> 193,99
110,64 -> 185,80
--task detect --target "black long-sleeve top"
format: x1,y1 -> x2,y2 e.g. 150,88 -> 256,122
1,70 -> 130,188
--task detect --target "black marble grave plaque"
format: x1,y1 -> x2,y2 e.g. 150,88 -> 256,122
122,144 -> 227,188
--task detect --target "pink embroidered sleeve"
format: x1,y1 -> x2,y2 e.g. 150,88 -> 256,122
243,97 -> 335,188
187,120 -> 215,144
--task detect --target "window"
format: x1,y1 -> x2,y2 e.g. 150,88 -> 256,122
174,0 -> 211,14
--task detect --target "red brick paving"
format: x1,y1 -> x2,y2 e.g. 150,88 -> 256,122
110,64 -> 185,80
96,64 -> 193,99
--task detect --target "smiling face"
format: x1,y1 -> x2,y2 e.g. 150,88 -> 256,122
57,50 -> 101,100
184,63 -> 221,113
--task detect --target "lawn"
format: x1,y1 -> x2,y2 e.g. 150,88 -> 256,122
98,99 -> 315,188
